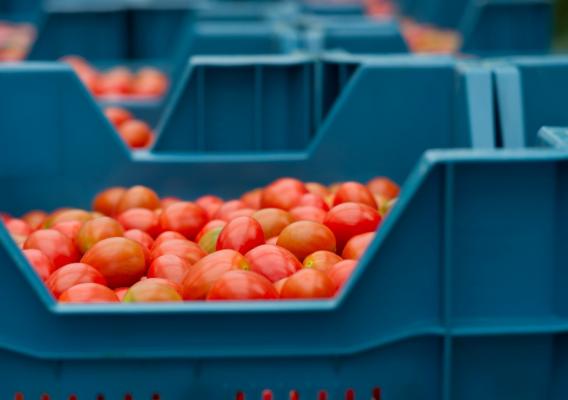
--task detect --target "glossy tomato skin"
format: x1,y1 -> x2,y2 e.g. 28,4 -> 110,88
280,269 -> 335,299
118,120 -> 153,149
52,220 -> 83,242
273,277 -> 288,294
367,177 -> 400,200
207,270 -> 277,300
245,244 -> 301,282
324,202 -> 381,251
276,221 -> 336,261
92,187 -> 126,216
147,254 -> 191,286
150,239 -> 205,266
303,250 -> 343,273
59,283 -> 119,303
198,226 -> 223,254
160,196 -> 181,209
251,208 -> 293,239
297,193 -> 329,211
81,237 -> 147,288
23,249 -> 54,281
266,236 -> 278,245
5,218 -> 31,236
225,208 -> 255,220
196,219 -> 226,242
159,201 -> 209,240
124,278 -> 182,302
152,231 -> 186,248
342,232 -> 375,260
24,229 -> 80,269
240,189 -> 262,210
195,195 -> 224,219
261,178 -> 307,210
181,249 -> 249,300
22,210 -> 48,230
117,208 -> 161,237
216,216 -> 265,254
45,209 -> 92,228
104,106 -> 132,128
114,287 -> 128,301
305,182 -> 329,198
213,200 -> 245,221
76,216 -> 125,253
327,260 -> 357,292
289,206 -> 327,224
46,262 -> 107,298
333,182 -> 377,209
115,185 -> 160,214
123,229 -> 154,251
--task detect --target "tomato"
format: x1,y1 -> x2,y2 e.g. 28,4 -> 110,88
297,193 -> 329,211
289,206 -> 327,223
261,178 -> 307,210
11,234 -> 27,248
226,208 -> 256,220
22,249 -> 54,281
124,278 -> 182,302
367,177 -> 400,200
196,219 -> 226,242
241,189 -> 262,209
148,254 -> 191,286
81,237 -> 147,288
46,262 -> 107,298
280,269 -> 335,299
132,68 -> 168,97
195,195 -> 224,219
59,283 -> 119,303
52,220 -> 83,242
324,202 -> 381,251
5,218 -> 31,236
273,277 -> 288,294
115,185 -> 160,214
21,210 -> 47,230
216,216 -> 265,254
328,183 -> 341,194
198,226 -> 223,254
24,229 -> 80,269
276,221 -> 336,260
161,196 -> 182,209
117,208 -> 161,237
114,287 -> 128,301
92,187 -> 126,216
305,182 -> 329,198
303,250 -> 343,273
76,216 -> 124,253
251,208 -> 293,239
327,260 -> 357,292
333,182 -> 377,209
207,270 -> 277,300
244,244 -> 301,282
181,249 -> 249,300
152,231 -> 186,248
123,229 -> 154,251
266,236 -> 278,245
213,200 -> 246,221
97,67 -> 133,96
159,201 -> 208,240
104,107 -> 132,128
44,209 -> 92,228
118,120 -> 153,149
150,239 -> 205,265
342,232 -> 375,260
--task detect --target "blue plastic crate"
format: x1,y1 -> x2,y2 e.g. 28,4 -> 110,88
0,0 -> 40,21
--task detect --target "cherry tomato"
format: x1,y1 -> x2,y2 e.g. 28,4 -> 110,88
24,229 -> 80,269
226,208 -> 256,220
117,208 -> 161,237
161,196 -> 182,209
52,220 -> 83,242
115,185 -> 160,214
114,287 -> 128,301
324,202 -> 381,251
97,67 -> 133,96
367,177 -> 400,200
196,219 -> 226,242
241,189 -> 262,210
261,178 -> 307,210
104,107 -> 132,128
124,278 -> 182,302
280,269 -> 335,299
152,231 -> 186,248
118,120 -> 153,149
327,260 -> 357,292
251,208 -> 293,239
305,182 -> 329,198
123,229 -> 154,251
150,239 -> 205,266
303,250 -> 343,273
59,283 -> 119,303
273,277 -> 288,294
92,187 -> 126,216
132,68 -> 168,97
289,206 -> 327,223
195,195 -> 224,219
181,249 -> 249,300
5,218 -> 31,236
44,209 -> 92,228
198,226 -> 223,254
276,221 -> 336,261
76,216 -> 124,253
21,210 -> 47,230
159,201 -> 208,240
148,254 -> 191,286
46,262 -> 107,298
81,237 -> 147,288
297,193 -> 329,211
22,249 -> 54,281
333,182 -> 377,209
244,244 -> 301,282
213,200 -> 246,221
217,216 -> 265,254
207,270 -> 277,300
342,232 -> 375,260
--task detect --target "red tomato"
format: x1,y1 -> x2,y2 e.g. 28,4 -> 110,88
273,277 -> 288,294
260,178 -> 307,210
297,193 -> 329,211
226,208 -> 256,220
303,250 -> 343,273
104,107 -> 132,128
327,260 -> 357,292
198,226 -> 223,254
123,229 -> 154,251
305,182 -> 329,198
92,187 -> 126,216
81,237 -> 147,288
11,234 -> 27,248
5,218 -> 31,236
152,231 -> 186,248
52,220 -> 83,242
46,262 -> 107,298
76,216 -> 124,253
148,254 -> 191,286
44,209 -> 92,228
324,202 -> 381,251
216,216 -> 265,254
213,200 -> 246,221
196,219 -> 226,242
240,189 -> 262,210
117,208 -> 161,237
161,196 -> 182,209
132,68 -> 168,97
276,221 -> 336,261
114,287 -> 128,301
181,249 -> 249,300
333,182 -> 377,209
251,208 -> 293,239
367,177 -> 400,200
195,195 -> 224,219
245,244 -> 301,282
280,269 -> 335,299
289,206 -> 327,223
22,249 -> 54,281
342,232 -> 375,260
115,185 -> 160,214
59,283 -> 119,303
266,236 -> 278,245
124,278 -> 182,302
207,270 -> 277,300
21,210 -> 47,230
159,201 -> 209,240
150,239 -> 205,266
97,67 -> 133,96
24,229 -> 80,269
118,120 -> 153,149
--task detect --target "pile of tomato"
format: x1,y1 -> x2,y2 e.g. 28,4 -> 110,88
2,177 -> 399,303
104,106 -> 154,149
62,55 -> 168,98
0,21 -> 35,61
